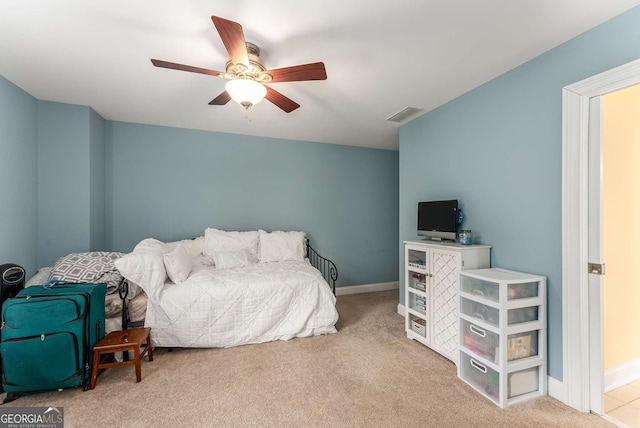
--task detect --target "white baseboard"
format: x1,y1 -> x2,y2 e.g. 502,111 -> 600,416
336,281 -> 399,296
548,376 -> 567,404
398,303 -> 405,317
605,358 -> 640,392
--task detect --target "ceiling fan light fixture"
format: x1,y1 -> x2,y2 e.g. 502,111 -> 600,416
225,78 -> 267,109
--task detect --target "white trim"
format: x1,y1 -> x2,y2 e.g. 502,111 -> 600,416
562,85 -> 590,412
398,303 -> 405,317
562,57 -> 640,412
336,281 -> 399,296
548,376 -> 567,405
605,359 -> 640,393
600,414 -> 631,428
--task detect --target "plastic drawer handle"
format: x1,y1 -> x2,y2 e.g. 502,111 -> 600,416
470,358 -> 487,373
469,324 -> 486,338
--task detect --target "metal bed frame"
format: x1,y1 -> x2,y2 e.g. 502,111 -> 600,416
305,243 -> 338,296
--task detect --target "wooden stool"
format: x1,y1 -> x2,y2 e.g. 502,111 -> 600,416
90,327 -> 153,390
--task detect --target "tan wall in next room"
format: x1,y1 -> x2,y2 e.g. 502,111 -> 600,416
602,83 -> 640,370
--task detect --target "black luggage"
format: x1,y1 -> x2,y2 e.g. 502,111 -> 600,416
0,263 -> 25,394
0,282 -> 106,397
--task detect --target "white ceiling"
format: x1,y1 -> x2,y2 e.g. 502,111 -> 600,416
1,1 -> 639,150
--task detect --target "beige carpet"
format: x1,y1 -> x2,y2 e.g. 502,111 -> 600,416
0,290 -> 612,427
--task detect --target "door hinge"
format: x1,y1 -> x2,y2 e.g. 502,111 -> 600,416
588,262 -> 605,275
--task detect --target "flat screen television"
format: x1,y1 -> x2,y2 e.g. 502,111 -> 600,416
417,199 -> 459,241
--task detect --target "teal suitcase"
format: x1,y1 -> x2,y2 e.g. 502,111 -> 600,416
0,282 -> 106,395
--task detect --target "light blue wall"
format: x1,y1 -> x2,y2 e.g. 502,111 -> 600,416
0,79 -> 399,287
0,77 -> 38,276
37,101 -> 92,267
90,109 -> 105,251
399,6 -> 640,381
106,121 -> 399,287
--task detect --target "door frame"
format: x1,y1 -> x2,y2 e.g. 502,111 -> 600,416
562,57 -> 640,412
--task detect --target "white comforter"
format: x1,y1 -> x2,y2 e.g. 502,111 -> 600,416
145,260 -> 338,348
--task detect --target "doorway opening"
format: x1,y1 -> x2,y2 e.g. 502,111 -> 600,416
562,58 -> 640,416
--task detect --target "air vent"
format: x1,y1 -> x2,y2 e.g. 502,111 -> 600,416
386,107 -> 424,123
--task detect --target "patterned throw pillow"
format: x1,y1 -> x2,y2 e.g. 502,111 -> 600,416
50,251 -> 124,294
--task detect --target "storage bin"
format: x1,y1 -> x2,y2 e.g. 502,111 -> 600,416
408,272 -> 427,292
508,367 -> 539,398
507,330 -> 538,361
507,306 -> 539,325
460,277 -> 500,302
460,297 -> 499,327
459,352 -> 500,403
507,281 -> 539,300
460,319 -> 499,363
409,315 -> 426,337
408,293 -> 427,315
460,270 -> 541,303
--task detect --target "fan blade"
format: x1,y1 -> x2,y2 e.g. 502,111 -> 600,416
151,59 -> 223,77
211,16 -> 249,67
267,62 -> 327,83
208,91 -> 232,105
265,86 -> 300,113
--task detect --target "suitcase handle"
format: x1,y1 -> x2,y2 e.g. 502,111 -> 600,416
42,279 -> 77,289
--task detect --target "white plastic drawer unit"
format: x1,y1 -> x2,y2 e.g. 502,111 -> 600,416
457,268 -> 547,408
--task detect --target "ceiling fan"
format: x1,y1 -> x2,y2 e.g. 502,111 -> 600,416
151,16 -> 327,113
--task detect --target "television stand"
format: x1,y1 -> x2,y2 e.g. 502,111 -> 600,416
404,240 -> 491,362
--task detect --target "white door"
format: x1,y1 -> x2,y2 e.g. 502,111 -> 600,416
587,96 -> 604,415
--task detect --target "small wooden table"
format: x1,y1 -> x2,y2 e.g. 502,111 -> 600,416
90,327 -> 153,390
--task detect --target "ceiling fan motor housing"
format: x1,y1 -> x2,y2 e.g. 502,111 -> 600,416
225,42 -> 272,83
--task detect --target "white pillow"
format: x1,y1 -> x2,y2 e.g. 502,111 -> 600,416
133,238 -> 166,252
114,247 -> 166,300
163,244 -> 193,283
163,236 -> 204,259
212,249 -> 258,270
203,228 -> 259,265
259,230 -> 306,263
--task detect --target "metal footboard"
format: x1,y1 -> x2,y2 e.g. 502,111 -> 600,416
306,243 -> 338,295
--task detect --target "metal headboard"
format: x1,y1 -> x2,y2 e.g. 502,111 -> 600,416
306,242 -> 338,295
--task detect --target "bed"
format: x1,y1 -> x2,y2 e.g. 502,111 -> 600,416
114,228 -> 339,348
